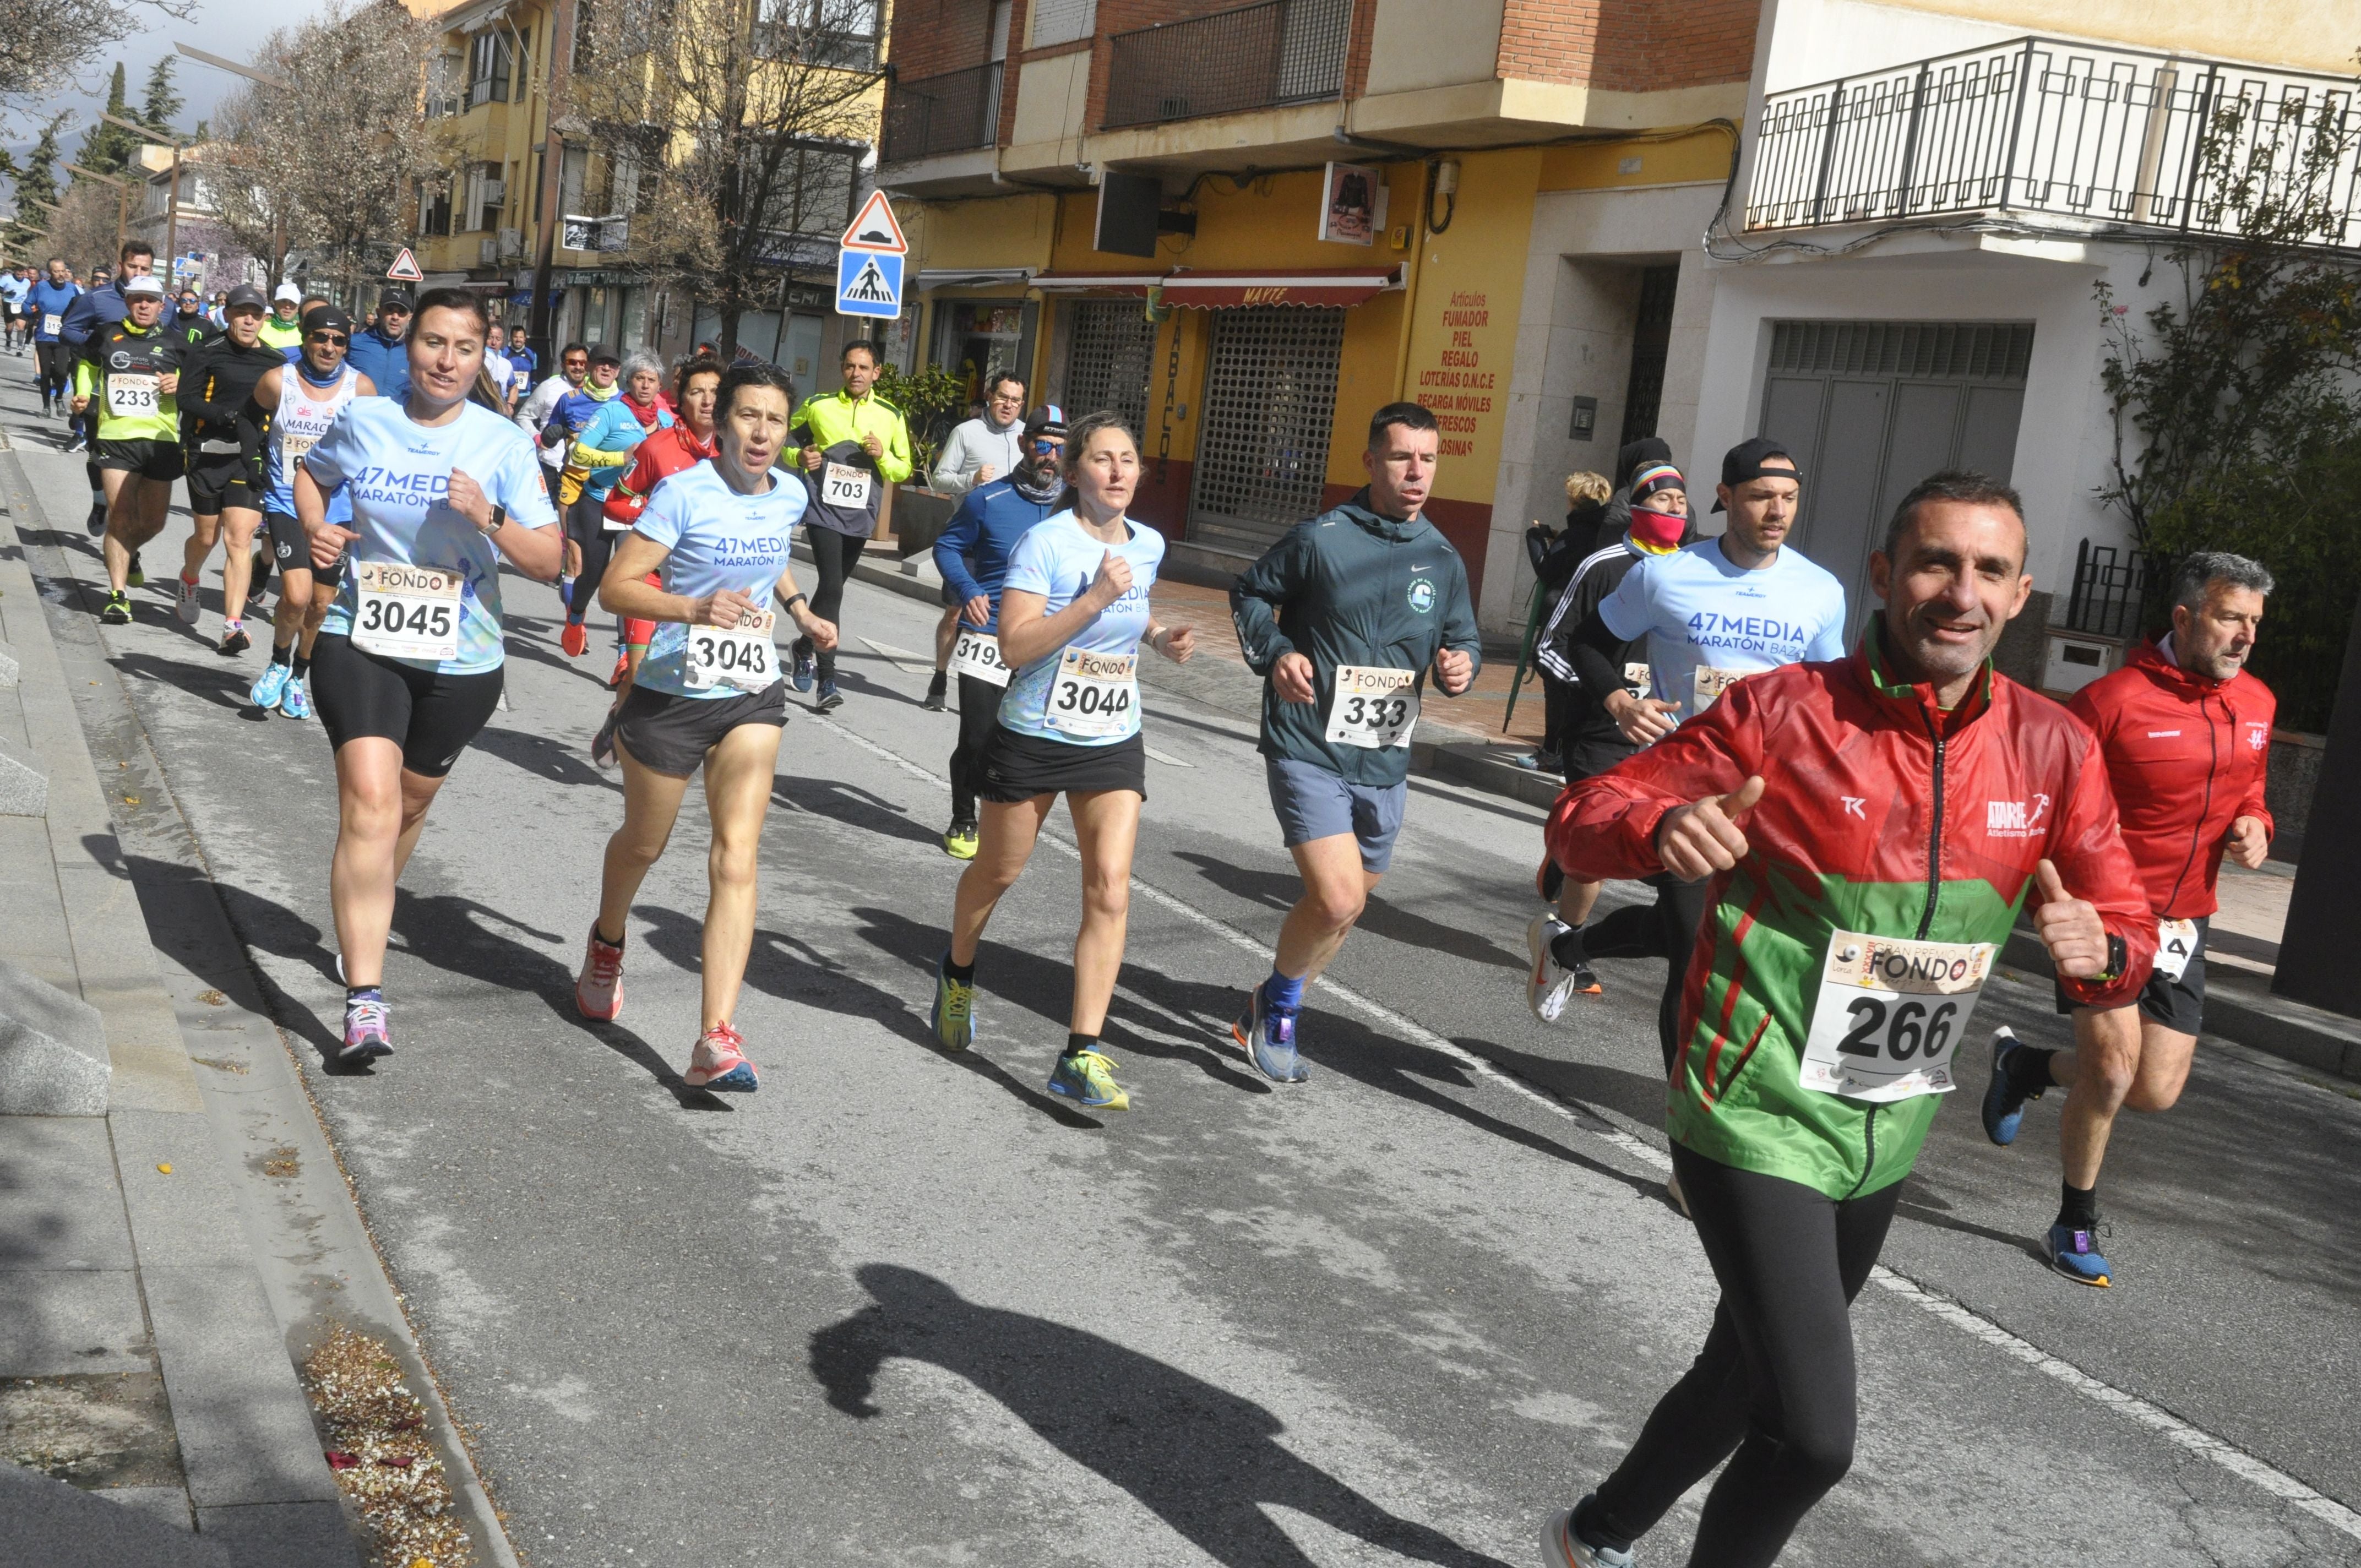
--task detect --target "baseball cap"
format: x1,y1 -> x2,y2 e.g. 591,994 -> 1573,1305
224,284 -> 269,312
588,344 -> 622,367
122,274 -> 165,298
1711,436 -> 1802,513
273,282 -> 302,303
302,305 -> 355,336
1022,404 -> 1068,441
378,289 -> 414,313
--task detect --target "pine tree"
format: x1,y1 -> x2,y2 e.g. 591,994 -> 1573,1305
75,63 -> 138,179
5,113 -> 69,260
140,57 -> 183,138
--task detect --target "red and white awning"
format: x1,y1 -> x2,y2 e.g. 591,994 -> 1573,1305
1158,266 -> 1403,308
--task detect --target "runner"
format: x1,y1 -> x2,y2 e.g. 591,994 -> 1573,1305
929,404 -> 1067,859
1982,551 -> 2276,1288
557,349 -> 670,660
249,306 -> 375,720
482,323 -> 517,412
294,287 -> 561,1063
174,283 -> 282,652
62,241 -> 175,541
344,289 -> 413,400
1226,402 -> 1479,1082
27,258 -> 79,417
593,351 -> 725,743
788,340 -> 912,712
927,412 -> 1195,1109
507,329 -> 537,393
1526,460 -> 1689,1017
1536,470 -> 2153,1568
1,266 -> 28,355
571,362 -> 837,1088
258,283 -> 304,356
70,275 -> 185,625
515,340 -> 589,483
1561,437 -> 1847,1080
923,372 -> 1029,710
538,344 -> 620,611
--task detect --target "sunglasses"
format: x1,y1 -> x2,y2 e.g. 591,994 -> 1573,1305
309,331 -> 349,345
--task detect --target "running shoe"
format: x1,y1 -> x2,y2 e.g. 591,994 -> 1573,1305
85,500 -> 106,535
607,649 -> 630,689
1539,1499 -> 1635,1568
173,574 -> 201,623
815,681 -> 843,714
218,622 -> 250,656
561,619 -> 589,658
279,678 -> 311,721
1047,1048 -> 1128,1110
942,820 -> 978,860
1666,1172 -> 1691,1219
339,995 -> 393,1063
127,552 -> 144,587
2046,1221 -> 2113,1287
99,590 -> 132,625
590,710 -> 619,772
1232,986 -> 1309,1083
1535,853 -> 1565,905
683,1022 -> 758,1091
1982,1027 -> 2039,1146
250,661 -> 291,711
574,924 -> 624,1021
922,672 -> 948,711
1527,914 -> 1600,1023
791,640 -> 815,692
930,955 -> 976,1052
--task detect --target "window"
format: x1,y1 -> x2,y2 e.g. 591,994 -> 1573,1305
420,177 -> 452,237
756,0 -> 880,68
512,27 -> 531,100
466,30 -> 512,108
747,141 -> 859,241
1030,0 -> 1095,48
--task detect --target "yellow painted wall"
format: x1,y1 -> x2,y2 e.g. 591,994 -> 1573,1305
1539,126 -> 1736,192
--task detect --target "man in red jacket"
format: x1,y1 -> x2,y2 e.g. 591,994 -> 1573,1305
1983,552 -> 2275,1288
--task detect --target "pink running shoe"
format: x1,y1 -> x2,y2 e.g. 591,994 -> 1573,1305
575,924 -> 624,1020
683,1023 -> 758,1091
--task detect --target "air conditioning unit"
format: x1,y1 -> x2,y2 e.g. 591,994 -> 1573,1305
497,227 -> 523,259
479,237 -> 499,266
481,178 -> 505,205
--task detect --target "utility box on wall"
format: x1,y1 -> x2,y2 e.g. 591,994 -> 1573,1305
2042,629 -> 2122,696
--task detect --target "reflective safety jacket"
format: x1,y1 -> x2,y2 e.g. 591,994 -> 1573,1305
1548,625 -> 2155,1200
788,388 -> 913,538
72,320 -> 185,443
2068,638 -> 2275,920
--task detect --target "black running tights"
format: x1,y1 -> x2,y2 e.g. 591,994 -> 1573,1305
796,526 -> 862,683
566,493 -> 614,625
947,672 -> 1002,824
1588,1145 -> 1902,1568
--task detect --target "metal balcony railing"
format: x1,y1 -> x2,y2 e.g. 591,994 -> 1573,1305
1746,36 -> 2361,249
1103,0 -> 1351,130
882,61 -> 1003,163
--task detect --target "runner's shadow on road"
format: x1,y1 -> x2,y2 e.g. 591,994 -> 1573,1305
1170,851 -> 1527,974
824,662 -> 928,710
471,724 -> 619,793
107,649 -> 263,715
496,620 -> 616,689
809,1265 -> 1515,1568
772,775 -> 936,847
1447,1030 -> 1675,1134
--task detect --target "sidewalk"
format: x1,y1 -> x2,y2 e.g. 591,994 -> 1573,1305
0,382 -> 512,1566
841,543 -> 2361,1083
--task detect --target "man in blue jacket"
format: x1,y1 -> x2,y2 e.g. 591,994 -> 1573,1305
62,241 -> 177,540
27,258 -> 82,417
1226,401 -> 1481,1082
929,404 -> 1065,860
342,289 -> 412,400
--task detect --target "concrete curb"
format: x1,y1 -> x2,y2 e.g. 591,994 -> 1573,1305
0,954 -> 111,1114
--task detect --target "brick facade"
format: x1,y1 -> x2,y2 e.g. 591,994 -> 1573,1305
1497,0 -> 1758,92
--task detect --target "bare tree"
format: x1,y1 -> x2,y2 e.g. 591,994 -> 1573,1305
0,0 -> 194,112
569,0 -> 885,357
46,178 -> 124,274
204,0 -> 455,301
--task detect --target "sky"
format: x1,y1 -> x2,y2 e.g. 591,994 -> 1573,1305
6,0 -> 344,160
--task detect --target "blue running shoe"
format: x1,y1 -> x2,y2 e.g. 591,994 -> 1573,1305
930,954 -> 976,1052
815,680 -> 843,714
1231,984 -> 1308,1083
1046,1049 -> 1129,1110
1982,1027 -> 2040,1146
791,640 -> 816,692
2046,1221 -> 2113,1287
279,678 -> 311,721
250,661 -> 291,712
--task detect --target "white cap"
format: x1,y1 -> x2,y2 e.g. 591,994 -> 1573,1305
273,282 -> 301,303
122,274 -> 166,298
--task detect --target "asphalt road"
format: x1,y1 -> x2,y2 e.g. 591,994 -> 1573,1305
8,358 -> 2359,1568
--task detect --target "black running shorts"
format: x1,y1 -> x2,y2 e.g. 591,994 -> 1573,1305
266,509 -> 346,586
93,438 -> 183,481
978,724 -> 1146,802
185,453 -> 258,514
612,680 -> 787,778
309,635 -> 503,778
2054,914 -> 2207,1036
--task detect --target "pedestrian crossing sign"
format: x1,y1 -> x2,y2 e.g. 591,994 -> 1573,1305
835,248 -> 902,318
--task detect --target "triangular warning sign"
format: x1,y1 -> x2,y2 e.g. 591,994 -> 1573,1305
841,190 -> 907,254
386,247 -> 425,282
842,256 -> 896,304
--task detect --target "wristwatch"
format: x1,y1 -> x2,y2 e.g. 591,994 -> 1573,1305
480,502 -> 506,536
2090,933 -> 2129,987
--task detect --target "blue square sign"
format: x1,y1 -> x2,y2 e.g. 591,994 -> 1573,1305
835,249 -> 903,318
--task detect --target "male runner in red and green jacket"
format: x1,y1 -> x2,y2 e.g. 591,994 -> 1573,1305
1534,470 -> 2153,1568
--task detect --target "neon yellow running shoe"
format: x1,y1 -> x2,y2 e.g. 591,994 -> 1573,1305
931,954 -> 976,1052
943,820 -> 979,860
1047,1048 -> 1128,1110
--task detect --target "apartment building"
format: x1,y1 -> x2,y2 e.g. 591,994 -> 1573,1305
880,0 -> 1765,624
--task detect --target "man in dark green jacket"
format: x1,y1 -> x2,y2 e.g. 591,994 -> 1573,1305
1226,401 -> 1480,1082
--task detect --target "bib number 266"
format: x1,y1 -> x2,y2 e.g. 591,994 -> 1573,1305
1798,930 -> 1994,1102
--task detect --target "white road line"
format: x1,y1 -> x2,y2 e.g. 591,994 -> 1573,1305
857,636 -> 938,676
809,712 -> 2361,1539
1142,744 -> 1195,769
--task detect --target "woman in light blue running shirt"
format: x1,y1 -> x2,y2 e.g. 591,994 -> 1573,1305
926,412 -> 1196,1112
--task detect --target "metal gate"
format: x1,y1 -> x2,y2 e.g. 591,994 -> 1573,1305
1759,319 -> 2032,640
1188,305 -> 1345,556
1060,298 -> 1157,439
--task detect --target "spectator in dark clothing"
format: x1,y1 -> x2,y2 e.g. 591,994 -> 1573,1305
1522,471 -> 1613,770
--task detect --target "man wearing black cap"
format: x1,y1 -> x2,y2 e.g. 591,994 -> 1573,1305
344,288 -> 413,400
175,282 -> 286,651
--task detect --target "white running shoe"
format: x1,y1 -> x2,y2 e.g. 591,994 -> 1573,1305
173,574 -> 201,624
1526,914 -> 1600,1023
1540,1503 -> 1635,1567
